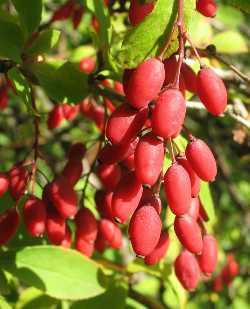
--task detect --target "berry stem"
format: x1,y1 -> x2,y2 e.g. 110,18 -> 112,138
182,125 -> 194,141
184,32 -> 202,67
168,138 -> 176,163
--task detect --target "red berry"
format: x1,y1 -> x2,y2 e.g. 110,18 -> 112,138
121,153 -> 135,171
47,105 -> 64,129
72,6 -> 84,29
177,154 -> 200,197
181,63 -> 197,94
0,208 -> 19,245
187,197 -> 200,220
60,226 -> 72,248
79,57 -> 96,74
91,16 -> 100,32
112,172 -> 143,223
95,230 -> 108,253
9,165 -> 29,200
135,133 -> 164,186
46,207 -> 66,245
125,58 -> 165,109
175,250 -> 200,291
197,67 -> 227,116
152,89 -> 186,139
23,197 -> 47,237
97,163 -> 121,191
129,205 -> 162,256
198,235 -> 218,274
75,208 -> 98,243
129,0 -> 154,26
76,236 -> 94,257
174,214 -> 203,254
62,104 -> 79,121
95,190 -> 113,220
139,188 -> 162,214
99,219 -> 122,249
106,103 -> 147,145
196,0 -> 217,17
0,173 -> 9,198
185,138 -> 217,182
0,88 -> 8,110
144,232 -> 170,265
51,0 -> 75,21
62,159 -> 83,186
212,275 -> 223,292
48,176 -> 77,219
221,254 -> 239,284
164,162 -> 191,216
68,142 -> 86,161
114,81 -> 125,95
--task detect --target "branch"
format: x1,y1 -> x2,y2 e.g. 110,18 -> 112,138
128,288 -> 166,309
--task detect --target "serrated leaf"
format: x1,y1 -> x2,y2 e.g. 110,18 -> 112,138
224,0 -> 250,13
0,246 -> 105,300
31,61 -> 89,103
8,67 -> 32,110
118,0 -> 195,68
11,0 -> 43,36
212,31 -> 248,54
0,19 -> 24,63
27,29 -> 61,56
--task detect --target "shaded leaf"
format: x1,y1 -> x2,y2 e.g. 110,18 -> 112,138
224,0 -> 250,13
212,30 -> 248,54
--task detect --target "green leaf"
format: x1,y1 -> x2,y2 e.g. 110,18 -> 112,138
118,0 -> 195,68
0,246 -> 105,300
11,0 -> 43,35
224,0 -> 250,13
0,270 -> 10,295
0,19 -> 24,63
212,31 -> 248,54
71,280 -> 128,309
8,67 -> 32,109
0,297 -> 12,309
27,29 -> 61,56
199,181 -> 215,224
31,61 -> 89,103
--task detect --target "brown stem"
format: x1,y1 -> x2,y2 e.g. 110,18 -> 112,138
128,289 -> 166,309
168,138 -> 176,163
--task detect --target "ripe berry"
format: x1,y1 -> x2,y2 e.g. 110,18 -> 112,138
197,67 -> 227,116
95,231 -> 107,253
196,0 -> 217,17
68,142 -> 86,161
97,163 -> 121,191
51,0 -> 75,21
48,176 -> 77,219
47,105 -> 64,129
139,188 -> 162,214
121,153 -> 135,171
106,103 -> 147,145
176,154 -> 200,197
76,236 -> 94,257
198,235 -> 218,274
144,232 -> 170,265
23,197 -> 47,237
112,172 -> 143,223
129,0 -> 154,26
72,6 -> 84,29
99,219 -> 122,249
114,81 -> 125,96
62,159 -> 83,186
9,165 -> 29,200
212,275 -> 223,292
79,57 -> 96,74
164,162 -> 191,216
188,197 -> 200,221
0,88 -> 8,110
125,58 -> 165,109
75,208 -> 98,243
175,250 -> 200,291
0,173 -> 9,198
152,89 -> 186,139
62,104 -> 79,121
181,63 -> 197,94
46,207 -> 66,245
221,254 -> 239,284
134,133 -> 164,186
95,190 -> 113,220
0,208 -> 19,245
129,205 -> 162,256
185,138 -> 217,182
174,214 -> 203,254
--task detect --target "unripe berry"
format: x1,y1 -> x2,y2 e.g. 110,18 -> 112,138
79,57 -> 96,74
0,173 -> 9,198
62,159 -> 83,186
97,163 -> 121,191
197,67 -> 227,116
129,0 -> 154,26
185,138 -> 217,182
152,89 -> 186,139
175,250 -> 200,291
60,226 -> 72,248
46,207 -> 66,245
0,208 -> 19,245
188,197 -> 200,220
48,176 -> 77,219
174,215 -> 203,254
95,190 -> 113,220
47,105 -> 64,129
196,0 -> 217,17
125,58 -> 165,109
144,232 -> 170,265
99,219 -> 122,249
112,172 -> 143,223
75,208 -> 98,243
198,235 -> 218,274
129,205 -> 162,256
106,103 -> 147,145
164,162 -> 191,216
177,154 -> 200,197
134,133 -> 164,186
181,63 -> 197,94
23,197 -> 47,237
9,165 -> 29,200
